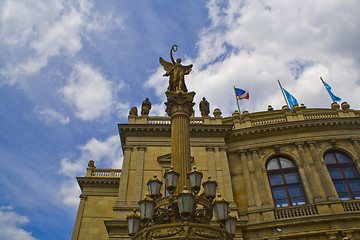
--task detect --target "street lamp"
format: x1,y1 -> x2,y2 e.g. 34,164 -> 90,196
177,186 -> 195,220
187,166 -> 203,194
213,193 -> 229,222
147,175 -> 163,199
225,215 -> 237,236
164,166 -> 180,194
138,194 -> 155,223
202,176 -> 218,200
126,209 -> 140,236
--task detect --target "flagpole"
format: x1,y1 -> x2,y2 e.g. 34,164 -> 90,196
277,80 -> 290,107
233,86 -> 241,114
320,76 -> 334,103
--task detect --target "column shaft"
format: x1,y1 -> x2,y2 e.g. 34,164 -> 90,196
251,149 -> 270,207
239,151 -> 256,209
132,145 -> 146,204
117,145 -> 132,204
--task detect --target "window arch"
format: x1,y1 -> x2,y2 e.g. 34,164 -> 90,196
324,150 -> 360,200
267,156 -> 306,207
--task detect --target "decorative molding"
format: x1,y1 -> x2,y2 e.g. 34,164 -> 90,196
137,145 -> 147,151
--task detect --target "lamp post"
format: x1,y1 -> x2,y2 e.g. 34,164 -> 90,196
163,166 -> 180,195
202,176 -> 218,200
147,175 -> 163,199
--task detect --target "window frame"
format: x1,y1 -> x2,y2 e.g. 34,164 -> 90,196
266,156 -> 307,207
324,150 -> 360,200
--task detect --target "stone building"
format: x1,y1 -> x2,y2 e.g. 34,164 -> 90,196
71,101 -> 360,240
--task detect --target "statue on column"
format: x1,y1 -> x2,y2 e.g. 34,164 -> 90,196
199,97 -> 210,116
141,98 -> 152,116
159,45 -> 193,92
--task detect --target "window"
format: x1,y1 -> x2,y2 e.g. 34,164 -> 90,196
324,150 -> 360,200
267,156 -> 306,207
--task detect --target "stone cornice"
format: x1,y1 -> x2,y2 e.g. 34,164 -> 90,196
77,177 -> 120,190
230,117 -> 360,140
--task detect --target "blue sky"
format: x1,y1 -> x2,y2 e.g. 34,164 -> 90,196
0,1 -> 359,239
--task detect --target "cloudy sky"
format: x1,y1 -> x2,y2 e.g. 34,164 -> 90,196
0,0 -> 359,239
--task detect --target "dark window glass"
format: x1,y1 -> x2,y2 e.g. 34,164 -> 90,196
267,156 -> 306,207
325,150 -> 360,200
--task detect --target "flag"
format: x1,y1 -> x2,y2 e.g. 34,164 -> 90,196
320,77 -> 341,102
235,88 -> 249,100
282,88 -> 298,110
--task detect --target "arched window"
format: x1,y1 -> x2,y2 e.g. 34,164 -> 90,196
267,156 -> 306,207
324,150 -> 360,200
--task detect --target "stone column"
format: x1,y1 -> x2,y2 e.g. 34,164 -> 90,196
307,140 -> 337,200
132,145 -> 146,204
219,146 -> 235,203
71,195 -> 87,240
295,142 -> 321,202
165,91 -> 195,193
117,145 -> 133,205
238,150 -> 256,210
250,148 -> 270,208
206,145 -> 217,180
350,137 -> 360,169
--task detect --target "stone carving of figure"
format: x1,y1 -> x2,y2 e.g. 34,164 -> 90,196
159,45 -> 193,92
199,97 -> 210,117
141,98 -> 152,116
129,106 -> 138,116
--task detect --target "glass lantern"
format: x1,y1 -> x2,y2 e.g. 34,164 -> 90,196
164,166 -> 180,194
187,166 -> 203,194
177,186 -> 195,220
212,193 -> 229,222
126,209 -> 140,236
202,176 -> 218,200
147,175 -> 163,199
138,194 -> 155,222
225,215 -> 237,236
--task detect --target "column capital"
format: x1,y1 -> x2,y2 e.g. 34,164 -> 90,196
272,144 -> 280,152
306,139 -> 316,146
205,145 -> 215,151
329,139 -> 337,146
137,145 -> 147,151
218,145 -> 228,151
124,144 -> 133,151
249,147 -> 259,153
79,194 -> 88,200
237,149 -> 248,155
295,141 -> 305,148
165,91 -> 195,117
350,137 -> 360,143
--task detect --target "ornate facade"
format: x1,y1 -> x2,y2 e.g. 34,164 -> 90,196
71,101 -> 360,240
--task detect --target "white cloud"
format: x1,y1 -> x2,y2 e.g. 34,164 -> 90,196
60,63 -> 115,121
146,0 -> 360,115
59,135 -> 123,207
0,0 -> 123,84
34,107 -> 70,125
0,206 -> 36,240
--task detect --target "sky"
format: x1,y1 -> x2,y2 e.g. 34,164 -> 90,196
0,0 -> 359,239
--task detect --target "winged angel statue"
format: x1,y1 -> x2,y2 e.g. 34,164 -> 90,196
159,45 -> 193,92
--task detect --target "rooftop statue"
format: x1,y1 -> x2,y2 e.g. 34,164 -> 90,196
159,45 -> 193,92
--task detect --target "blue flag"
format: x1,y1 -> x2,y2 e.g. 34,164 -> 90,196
283,88 -> 299,110
320,77 -> 341,102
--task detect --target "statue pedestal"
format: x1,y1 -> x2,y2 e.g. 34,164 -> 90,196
165,91 -> 195,193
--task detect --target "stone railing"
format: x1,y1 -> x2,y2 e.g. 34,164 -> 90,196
88,169 -> 121,177
274,204 -> 318,219
251,115 -> 287,126
342,200 -> 360,212
128,103 -> 359,129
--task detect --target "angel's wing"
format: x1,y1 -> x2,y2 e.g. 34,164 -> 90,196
159,57 -> 174,72
183,64 -> 193,74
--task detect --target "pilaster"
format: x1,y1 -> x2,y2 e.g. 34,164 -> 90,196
295,142 -> 321,202
238,150 -> 256,210
132,145 -> 146,204
117,145 -> 133,205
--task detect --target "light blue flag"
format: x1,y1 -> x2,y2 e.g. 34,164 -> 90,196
282,88 -> 299,110
320,77 -> 341,102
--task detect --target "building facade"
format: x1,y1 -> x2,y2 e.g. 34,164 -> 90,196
72,101 -> 360,240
